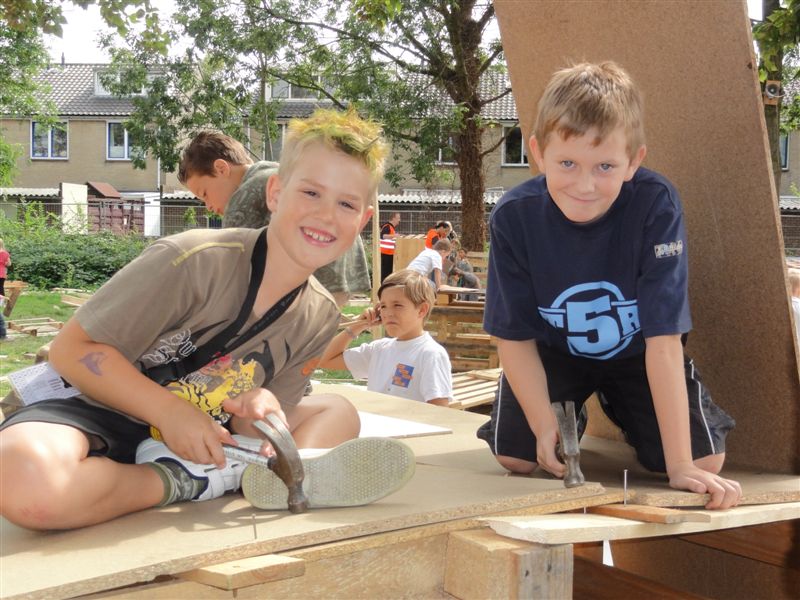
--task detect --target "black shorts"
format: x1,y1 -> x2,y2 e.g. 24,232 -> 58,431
477,343 -> 735,472
0,398 -> 150,464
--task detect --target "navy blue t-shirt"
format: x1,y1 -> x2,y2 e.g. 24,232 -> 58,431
484,167 -> 691,360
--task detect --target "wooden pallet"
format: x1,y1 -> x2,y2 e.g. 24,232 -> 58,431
449,367 -> 501,410
8,317 -> 63,337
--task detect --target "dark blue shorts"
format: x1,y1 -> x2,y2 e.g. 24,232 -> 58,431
477,343 -> 735,472
0,398 -> 150,464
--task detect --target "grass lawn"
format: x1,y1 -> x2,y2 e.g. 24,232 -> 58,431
0,293 -> 373,397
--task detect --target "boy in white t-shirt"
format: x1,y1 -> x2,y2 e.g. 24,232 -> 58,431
407,239 -> 452,290
319,269 -> 453,405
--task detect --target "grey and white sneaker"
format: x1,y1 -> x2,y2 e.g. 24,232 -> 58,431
137,435 -> 262,504
241,437 -> 416,510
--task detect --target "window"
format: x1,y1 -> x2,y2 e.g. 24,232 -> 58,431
780,134 -> 789,171
435,135 -> 458,165
107,122 -> 139,160
31,121 -> 68,159
502,126 -> 528,166
269,76 -> 332,100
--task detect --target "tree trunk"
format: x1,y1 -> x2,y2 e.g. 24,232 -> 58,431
458,116 -> 487,251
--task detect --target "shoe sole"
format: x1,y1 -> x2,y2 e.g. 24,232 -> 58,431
241,437 -> 415,510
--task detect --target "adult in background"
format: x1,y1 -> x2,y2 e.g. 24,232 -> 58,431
0,238 -> 10,298
379,212 -> 401,282
424,221 -> 450,249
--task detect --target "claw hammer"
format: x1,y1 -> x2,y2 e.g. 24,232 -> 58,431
552,401 -> 585,488
223,413 -> 309,513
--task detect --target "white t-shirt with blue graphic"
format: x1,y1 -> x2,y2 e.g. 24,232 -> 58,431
484,167 -> 691,360
343,332 -> 453,402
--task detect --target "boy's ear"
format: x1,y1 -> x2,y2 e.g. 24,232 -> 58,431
417,301 -> 430,319
212,158 -> 231,178
625,145 -> 647,180
529,135 -> 546,172
358,205 -> 374,232
266,173 -> 281,213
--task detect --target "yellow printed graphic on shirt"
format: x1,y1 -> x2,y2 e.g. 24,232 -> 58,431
148,355 -> 259,440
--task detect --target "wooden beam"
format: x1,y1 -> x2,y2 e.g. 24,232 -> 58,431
680,521 -> 799,569
572,556 -> 707,599
177,554 -> 305,590
444,528 -> 572,599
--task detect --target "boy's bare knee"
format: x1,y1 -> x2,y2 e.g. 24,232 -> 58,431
694,452 -> 725,474
496,454 -> 537,475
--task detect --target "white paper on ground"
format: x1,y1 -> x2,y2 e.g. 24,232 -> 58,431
358,411 -> 452,439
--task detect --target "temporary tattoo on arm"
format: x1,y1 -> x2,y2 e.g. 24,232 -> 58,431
79,352 -> 107,376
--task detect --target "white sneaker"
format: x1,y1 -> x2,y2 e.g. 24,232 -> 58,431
241,437 -> 416,510
136,435 -> 263,502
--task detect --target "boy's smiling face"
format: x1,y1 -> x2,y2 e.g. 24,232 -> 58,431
266,141 -> 374,274
530,126 -> 646,224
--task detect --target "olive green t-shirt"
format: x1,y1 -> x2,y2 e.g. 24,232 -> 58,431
76,227 -> 339,432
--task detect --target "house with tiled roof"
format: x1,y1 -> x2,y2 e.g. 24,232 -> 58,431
0,63 -> 171,193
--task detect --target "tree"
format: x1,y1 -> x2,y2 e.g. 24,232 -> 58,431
0,0 -> 166,184
753,0 -> 800,191
105,0 -> 507,250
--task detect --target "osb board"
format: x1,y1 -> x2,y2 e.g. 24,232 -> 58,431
493,0 -> 800,474
484,502 -> 800,544
0,388 -> 608,600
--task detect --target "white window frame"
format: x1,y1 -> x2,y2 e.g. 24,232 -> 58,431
780,133 -> 789,171
269,76 -> 331,101
30,121 -> 69,160
434,135 -> 458,166
106,121 -> 137,161
502,125 -> 529,166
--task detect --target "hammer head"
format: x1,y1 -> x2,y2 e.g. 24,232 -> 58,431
253,414 -> 309,513
552,401 -> 585,488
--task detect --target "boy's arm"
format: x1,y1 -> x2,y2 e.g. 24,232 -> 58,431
496,338 -> 564,477
427,397 -> 450,406
645,335 -> 741,509
317,305 -> 380,370
49,318 -> 233,467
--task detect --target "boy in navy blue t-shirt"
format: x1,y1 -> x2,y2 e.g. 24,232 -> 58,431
478,62 -> 740,509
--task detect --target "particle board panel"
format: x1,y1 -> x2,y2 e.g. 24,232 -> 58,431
0,388 -> 609,600
494,0 -> 800,474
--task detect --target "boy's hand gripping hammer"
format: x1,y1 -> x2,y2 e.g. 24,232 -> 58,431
552,401 -> 585,488
223,413 -> 309,513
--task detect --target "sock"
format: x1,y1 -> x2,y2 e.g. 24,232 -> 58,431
145,460 -> 208,506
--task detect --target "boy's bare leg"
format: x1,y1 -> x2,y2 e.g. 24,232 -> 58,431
496,455 -> 537,475
0,422 -> 163,530
286,393 -> 359,448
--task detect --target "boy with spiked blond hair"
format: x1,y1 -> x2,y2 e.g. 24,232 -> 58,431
0,109 -> 416,530
319,269 -> 453,405
478,62 -> 741,509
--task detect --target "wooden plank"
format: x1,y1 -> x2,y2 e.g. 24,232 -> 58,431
79,579 -> 233,599
679,521 -> 799,569
484,502 -> 800,545
444,528 -> 572,600
572,556 -> 707,599
587,503 -> 712,524
178,554 -> 305,590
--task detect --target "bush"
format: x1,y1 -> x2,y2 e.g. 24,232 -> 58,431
0,203 -> 150,289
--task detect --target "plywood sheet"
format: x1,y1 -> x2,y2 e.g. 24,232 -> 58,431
494,0 -> 800,473
357,410 -> 452,438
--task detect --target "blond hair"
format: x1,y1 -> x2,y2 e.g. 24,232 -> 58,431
278,108 -> 388,202
378,269 -> 436,319
534,61 -> 645,159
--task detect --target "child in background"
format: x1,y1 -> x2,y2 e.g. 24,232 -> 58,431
407,239 -> 452,290
319,269 -> 453,406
